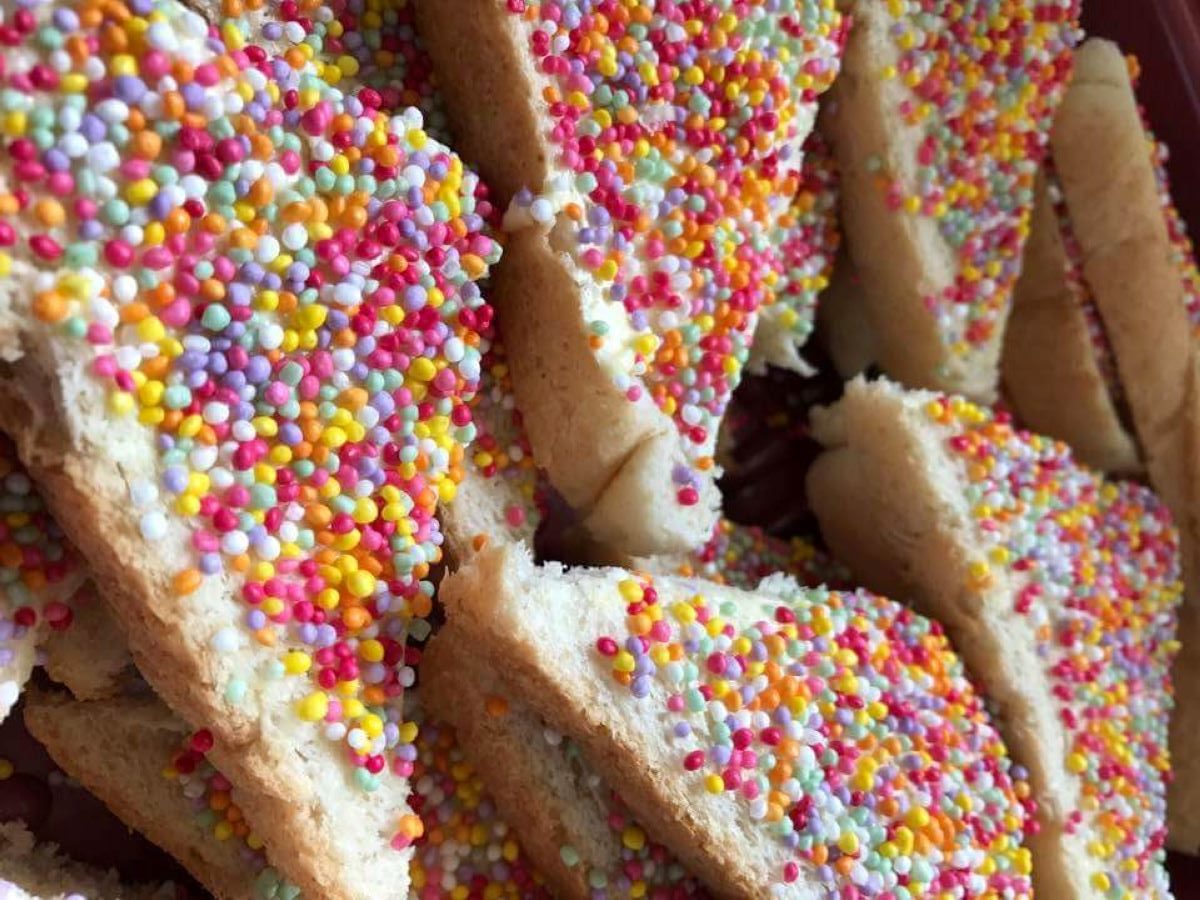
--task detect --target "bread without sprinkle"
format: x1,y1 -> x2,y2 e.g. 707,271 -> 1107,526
416,0 -> 749,556
1001,178 -> 1142,475
41,585 -> 133,701
22,691 -> 259,900
815,250 -> 876,379
805,377 -> 1164,897
0,330 -> 412,900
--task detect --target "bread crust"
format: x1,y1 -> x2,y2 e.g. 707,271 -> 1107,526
1001,179 -> 1142,474
807,378 -> 1176,896
1047,42 -> 1200,849
421,0 -> 840,555
489,227 -> 718,554
1050,40 -> 1197,510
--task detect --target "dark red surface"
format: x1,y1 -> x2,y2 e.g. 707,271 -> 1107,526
1,1 -> 1199,896
1083,1 -> 1200,243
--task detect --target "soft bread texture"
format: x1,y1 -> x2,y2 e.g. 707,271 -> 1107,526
41,586 -> 132,701
0,331 -> 412,900
422,632 -> 696,899
0,821 -> 174,900
807,377 -> 1175,897
438,543 -> 1034,899
22,691 -> 262,900
1002,177 -> 1142,474
827,1 -> 999,400
417,0 -> 842,555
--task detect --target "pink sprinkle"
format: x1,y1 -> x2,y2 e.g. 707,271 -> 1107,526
194,63 -> 220,86
104,240 -> 133,267
85,323 -> 112,345
46,172 -> 74,196
29,234 -> 61,260
160,299 -> 192,328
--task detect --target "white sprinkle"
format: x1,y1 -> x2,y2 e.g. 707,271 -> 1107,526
281,223 -> 308,251
220,531 -> 249,556
139,511 -> 168,541
202,402 -> 230,425
129,480 -> 158,507
211,627 -> 240,653
529,197 -> 554,224
258,323 -> 284,351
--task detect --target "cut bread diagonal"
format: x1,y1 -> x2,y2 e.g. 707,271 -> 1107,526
23,690 -> 281,900
807,377 -> 1178,897
827,0 -> 1081,400
414,0 -> 847,554
0,820 -> 174,900
0,0 -> 504,893
438,542 -> 1039,898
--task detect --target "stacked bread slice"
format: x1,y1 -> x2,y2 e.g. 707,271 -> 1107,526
435,542 -> 1041,897
415,0 -> 848,554
829,0 -> 1082,400
0,0 -> 505,892
808,378 -> 1179,896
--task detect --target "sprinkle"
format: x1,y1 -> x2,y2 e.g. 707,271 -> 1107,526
922,395 -> 1180,896
597,570 -> 1036,893
506,0 -> 847,508
1,0 -> 501,854
873,0 -> 1082,365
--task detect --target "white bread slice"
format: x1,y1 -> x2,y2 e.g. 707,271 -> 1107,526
438,542 -> 1038,898
1041,42 -> 1200,851
807,377 -> 1178,897
422,633 -> 700,899
1001,173 -> 1142,474
0,821 -> 174,900
22,685 -> 581,899
0,0 -> 506,893
22,690 -> 286,900
414,0 -> 847,555
827,0 -> 1081,401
